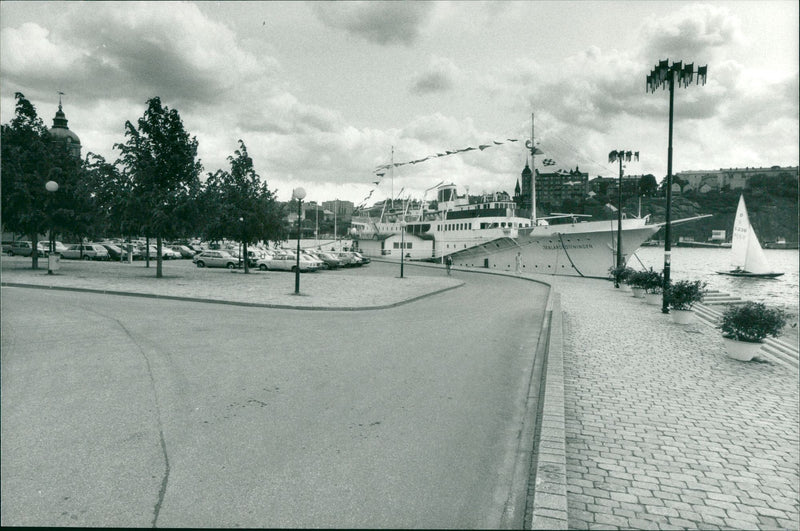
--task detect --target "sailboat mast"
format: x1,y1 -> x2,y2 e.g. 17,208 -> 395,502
531,113 -> 537,223
390,146 -> 394,212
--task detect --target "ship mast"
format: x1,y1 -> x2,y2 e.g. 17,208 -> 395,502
530,113 -> 537,223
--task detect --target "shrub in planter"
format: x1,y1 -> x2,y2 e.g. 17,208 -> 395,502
609,265 -> 634,284
719,302 -> 788,343
667,280 -> 706,311
641,268 -> 664,294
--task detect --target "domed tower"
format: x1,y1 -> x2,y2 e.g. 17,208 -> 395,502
48,94 -> 81,159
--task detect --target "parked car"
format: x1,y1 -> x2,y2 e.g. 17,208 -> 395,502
309,250 -> 342,269
332,251 -> 361,267
61,244 -> 110,261
138,245 -> 178,260
7,241 -> 36,257
351,251 -> 371,265
192,250 -> 240,269
35,241 -> 69,257
161,247 -> 182,260
171,245 -> 197,259
256,252 -> 320,272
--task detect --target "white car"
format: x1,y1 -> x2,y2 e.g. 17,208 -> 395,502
256,252 -> 320,272
192,250 -> 240,269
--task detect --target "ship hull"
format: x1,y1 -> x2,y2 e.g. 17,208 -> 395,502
449,225 -> 661,278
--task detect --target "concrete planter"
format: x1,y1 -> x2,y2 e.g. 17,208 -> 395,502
644,292 -> 661,305
670,309 -> 694,324
632,287 -> 646,299
722,337 -> 763,361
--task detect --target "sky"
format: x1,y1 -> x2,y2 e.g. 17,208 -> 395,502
1,1 -> 798,206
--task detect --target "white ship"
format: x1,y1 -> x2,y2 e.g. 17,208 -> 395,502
352,114 -> 704,278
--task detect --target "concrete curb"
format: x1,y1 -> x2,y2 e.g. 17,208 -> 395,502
0,281 -> 465,312
530,292 -> 569,529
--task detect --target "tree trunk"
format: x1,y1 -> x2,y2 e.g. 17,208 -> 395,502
156,235 -> 163,278
31,234 -> 39,270
243,241 -> 249,274
145,236 -> 150,268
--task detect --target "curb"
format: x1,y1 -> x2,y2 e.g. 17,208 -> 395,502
0,280 -> 465,312
529,292 -> 569,529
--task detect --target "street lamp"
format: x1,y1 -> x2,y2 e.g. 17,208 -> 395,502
45,180 -> 59,274
608,150 -> 639,287
239,216 -> 245,272
399,219 -> 407,278
292,187 -> 306,294
647,59 -> 708,313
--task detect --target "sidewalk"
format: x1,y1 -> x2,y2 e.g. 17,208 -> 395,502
539,274 -> 799,530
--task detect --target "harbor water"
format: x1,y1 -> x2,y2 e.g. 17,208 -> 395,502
631,246 -> 799,317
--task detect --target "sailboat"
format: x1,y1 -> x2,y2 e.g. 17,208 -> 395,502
717,195 -> 783,278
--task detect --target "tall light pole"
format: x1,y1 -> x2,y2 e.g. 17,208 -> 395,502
45,179 -> 59,275
647,59 -> 707,313
292,187 -> 306,294
399,219 -> 407,278
608,150 -> 639,287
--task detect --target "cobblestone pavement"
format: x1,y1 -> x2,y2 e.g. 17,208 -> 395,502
540,275 -> 799,531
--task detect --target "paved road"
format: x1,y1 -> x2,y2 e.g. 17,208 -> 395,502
1,263 -> 549,528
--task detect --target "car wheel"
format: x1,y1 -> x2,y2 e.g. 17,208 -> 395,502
291,266 -> 298,273
83,255 -> 92,261
7,251 -> 13,256
196,261 -> 205,267
227,263 -> 236,270
259,264 -> 268,271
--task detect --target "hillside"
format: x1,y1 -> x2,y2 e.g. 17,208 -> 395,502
574,187 -> 798,245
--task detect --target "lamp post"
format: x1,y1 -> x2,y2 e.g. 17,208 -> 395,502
292,187 -> 306,294
399,219 -> 407,278
239,216 -> 245,272
647,59 -> 707,313
608,150 -> 639,287
45,179 -> 59,274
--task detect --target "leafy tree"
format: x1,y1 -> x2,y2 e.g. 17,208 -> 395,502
114,97 -> 202,277
1,93 -> 58,269
639,174 -> 658,197
199,140 -> 285,273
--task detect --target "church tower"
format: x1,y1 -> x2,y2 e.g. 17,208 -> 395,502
48,94 -> 81,159
520,160 -> 532,213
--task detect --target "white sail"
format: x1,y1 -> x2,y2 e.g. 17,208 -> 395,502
729,195 -> 749,269
730,195 -> 772,274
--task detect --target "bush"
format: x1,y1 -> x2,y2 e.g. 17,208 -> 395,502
719,302 -> 788,343
640,268 -> 663,294
667,280 -> 706,311
609,265 -> 634,283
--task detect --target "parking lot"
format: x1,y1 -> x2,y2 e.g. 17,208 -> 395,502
0,255 -> 462,309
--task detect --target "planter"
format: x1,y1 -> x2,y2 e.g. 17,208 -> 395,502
722,337 -> 763,361
619,284 -> 631,293
645,293 -> 661,306
670,309 -> 694,324
632,287 -> 646,299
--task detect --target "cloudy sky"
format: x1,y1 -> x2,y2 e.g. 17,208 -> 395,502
1,1 -> 797,206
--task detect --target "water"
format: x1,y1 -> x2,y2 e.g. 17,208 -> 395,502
632,246 -> 799,317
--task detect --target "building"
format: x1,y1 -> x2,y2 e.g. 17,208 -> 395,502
535,166 -> 588,207
588,174 -> 642,199
676,166 -> 799,193
48,97 -> 82,159
322,200 -> 354,222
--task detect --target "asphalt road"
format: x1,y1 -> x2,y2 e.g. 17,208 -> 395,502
1,263 -> 549,528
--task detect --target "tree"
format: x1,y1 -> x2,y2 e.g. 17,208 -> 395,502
639,174 -> 658,197
1,93 -> 58,269
114,97 -> 202,277
199,140 -> 285,273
